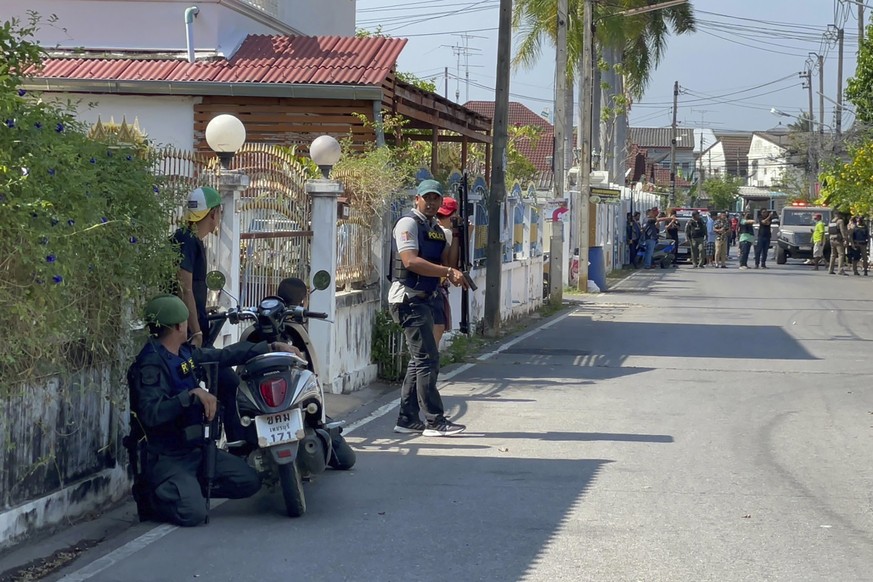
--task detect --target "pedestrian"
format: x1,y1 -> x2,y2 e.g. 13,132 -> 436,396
754,210 -> 774,269
828,210 -> 849,275
714,212 -> 730,268
626,212 -> 641,268
665,209 -> 680,267
737,213 -> 755,269
641,208 -> 660,269
730,214 -> 739,248
171,187 -> 244,442
631,211 -> 642,267
435,196 -> 461,347
685,210 -> 707,268
811,213 -> 825,271
850,215 -> 869,276
127,294 -> 299,526
389,179 -> 468,437
705,211 -> 717,266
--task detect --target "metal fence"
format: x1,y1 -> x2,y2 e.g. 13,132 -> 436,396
153,144 -> 313,307
232,145 -> 312,306
333,170 -> 379,288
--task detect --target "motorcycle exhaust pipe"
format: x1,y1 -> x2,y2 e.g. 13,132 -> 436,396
298,430 -> 328,474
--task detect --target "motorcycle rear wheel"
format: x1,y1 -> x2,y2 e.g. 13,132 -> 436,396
329,435 -> 356,470
278,461 -> 306,517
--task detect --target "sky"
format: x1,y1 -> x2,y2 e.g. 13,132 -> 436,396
355,0 -> 863,133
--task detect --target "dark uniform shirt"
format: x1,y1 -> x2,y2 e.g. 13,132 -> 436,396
129,339 -> 270,452
172,227 -> 208,336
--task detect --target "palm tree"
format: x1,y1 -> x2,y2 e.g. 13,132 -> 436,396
513,0 -> 695,182
512,0 -> 696,99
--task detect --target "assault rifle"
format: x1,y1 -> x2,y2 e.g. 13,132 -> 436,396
458,171 -> 473,333
199,361 -> 221,525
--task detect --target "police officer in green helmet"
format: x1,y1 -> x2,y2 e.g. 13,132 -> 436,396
126,294 -> 298,526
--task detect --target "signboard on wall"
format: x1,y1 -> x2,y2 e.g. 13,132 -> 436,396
590,187 -> 621,205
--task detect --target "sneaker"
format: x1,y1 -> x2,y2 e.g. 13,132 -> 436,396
423,419 -> 466,437
739,265 -> 748,270
394,419 -> 426,434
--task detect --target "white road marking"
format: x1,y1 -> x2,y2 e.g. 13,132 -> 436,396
60,307 -> 575,580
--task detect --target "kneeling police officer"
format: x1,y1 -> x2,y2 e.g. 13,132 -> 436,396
127,294 -> 298,526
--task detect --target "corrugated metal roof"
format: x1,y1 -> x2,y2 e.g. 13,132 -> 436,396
32,35 -> 408,86
630,127 -> 695,149
464,101 -> 553,130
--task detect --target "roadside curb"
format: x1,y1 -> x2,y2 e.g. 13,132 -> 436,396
0,303 -> 577,581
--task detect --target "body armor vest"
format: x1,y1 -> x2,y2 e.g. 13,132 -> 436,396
391,212 -> 446,294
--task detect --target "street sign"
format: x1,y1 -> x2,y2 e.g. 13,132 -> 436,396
591,187 -> 621,205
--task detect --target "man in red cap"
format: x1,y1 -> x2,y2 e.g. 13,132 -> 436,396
434,196 -> 461,347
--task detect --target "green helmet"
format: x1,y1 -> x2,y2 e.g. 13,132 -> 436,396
143,294 -> 189,327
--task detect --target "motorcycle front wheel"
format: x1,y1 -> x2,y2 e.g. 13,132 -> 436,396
329,435 -> 356,470
277,461 -> 306,517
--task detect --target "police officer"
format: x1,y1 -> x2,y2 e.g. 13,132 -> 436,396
828,210 -> 849,276
128,294 -> 298,526
389,179 -> 468,437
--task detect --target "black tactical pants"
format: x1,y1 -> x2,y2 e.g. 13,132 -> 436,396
147,448 -> 260,527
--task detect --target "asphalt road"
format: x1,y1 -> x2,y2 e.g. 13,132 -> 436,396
51,258 -> 873,582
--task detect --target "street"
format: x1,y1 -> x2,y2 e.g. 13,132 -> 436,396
52,262 -> 873,582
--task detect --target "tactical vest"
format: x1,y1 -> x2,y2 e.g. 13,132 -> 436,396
853,226 -> 869,244
391,212 -> 447,294
828,220 -> 843,240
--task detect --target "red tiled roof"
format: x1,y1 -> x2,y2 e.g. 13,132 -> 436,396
464,101 -> 553,130
31,35 -> 408,86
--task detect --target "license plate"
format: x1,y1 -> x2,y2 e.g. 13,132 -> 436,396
799,245 -> 811,251
254,408 -> 304,447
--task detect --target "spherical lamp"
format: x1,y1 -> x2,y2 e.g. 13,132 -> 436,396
310,135 -> 342,179
205,114 -> 246,169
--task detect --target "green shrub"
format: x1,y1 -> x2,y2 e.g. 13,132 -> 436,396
0,14 -> 182,393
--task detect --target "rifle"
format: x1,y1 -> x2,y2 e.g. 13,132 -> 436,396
200,361 -> 221,524
458,171 -> 472,334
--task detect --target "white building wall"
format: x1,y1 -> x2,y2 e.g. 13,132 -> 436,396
702,142 -> 727,177
748,134 -> 788,188
46,93 -> 197,150
7,0 -> 355,55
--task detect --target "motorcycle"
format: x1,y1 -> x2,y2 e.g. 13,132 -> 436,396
204,270 -> 355,518
635,236 -> 676,269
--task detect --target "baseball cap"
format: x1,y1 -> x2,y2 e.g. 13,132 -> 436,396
143,294 -> 189,327
186,186 -> 221,222
437,197 -> 459,217
416,179 -> 443,197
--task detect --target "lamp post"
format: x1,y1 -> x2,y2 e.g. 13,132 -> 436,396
205,114 -> 250,345
306,135 -> 343,394
205,113 -> 246,169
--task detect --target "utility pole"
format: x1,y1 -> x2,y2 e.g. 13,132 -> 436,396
576,0 -> 593,292
444,66 -> 449,100
669,81 -> 679,207
836,26 -> 845,140
484,0 -> 511,336
801,69 -> 816,199
818,53 -> 825,139
551,0 -> 567,302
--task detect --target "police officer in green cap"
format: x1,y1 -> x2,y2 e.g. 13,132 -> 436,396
127,294 -> 298,526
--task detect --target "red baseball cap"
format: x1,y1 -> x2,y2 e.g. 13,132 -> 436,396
437,197 -> 459,217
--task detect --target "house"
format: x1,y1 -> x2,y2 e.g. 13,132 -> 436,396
747,127 -> 795,188
714,130 -> 753,181
627,127 -> 695,191
464,100 -> 555,192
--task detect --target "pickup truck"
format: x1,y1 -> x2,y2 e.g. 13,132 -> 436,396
775,206 -> 831,264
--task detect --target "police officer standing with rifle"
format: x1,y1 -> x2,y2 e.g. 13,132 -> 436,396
126,294 -> 298,526
390,179 -> 469,437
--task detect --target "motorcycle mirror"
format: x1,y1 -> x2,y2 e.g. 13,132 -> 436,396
205,270 -> 227,291
312,270 -> 331,291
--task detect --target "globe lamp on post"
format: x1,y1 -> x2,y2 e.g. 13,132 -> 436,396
310,135 -> 342,179
205,114 -> 246,169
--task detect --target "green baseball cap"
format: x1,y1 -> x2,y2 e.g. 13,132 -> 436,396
143,294 -> 189,327
416,179 -> 443,197
186,186 -> 221,222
